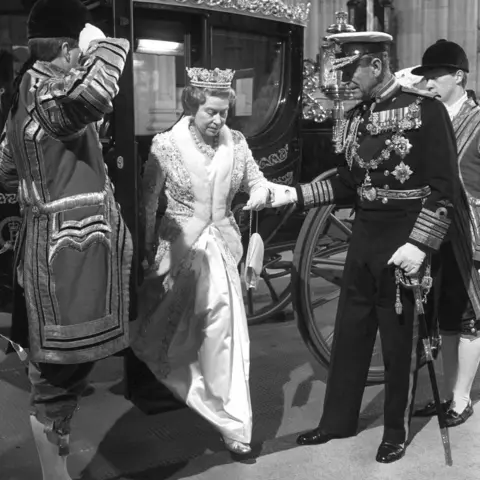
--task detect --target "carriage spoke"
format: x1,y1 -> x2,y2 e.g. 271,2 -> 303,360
261,271 -> 281,302
328,213 -> 353,237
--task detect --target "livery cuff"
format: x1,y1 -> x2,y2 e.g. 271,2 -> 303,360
296,180 -> 334,209
409,207 -> 451,251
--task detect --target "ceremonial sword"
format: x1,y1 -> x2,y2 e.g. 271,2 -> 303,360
395,267 -> 453,466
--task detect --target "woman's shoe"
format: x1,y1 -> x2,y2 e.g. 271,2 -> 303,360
223,436 -> 251,455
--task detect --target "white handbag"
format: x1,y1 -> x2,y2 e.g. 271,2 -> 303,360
244,211 -> 264,290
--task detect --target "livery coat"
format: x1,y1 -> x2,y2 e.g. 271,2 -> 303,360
0,38 -> 133,364
449,98 -> 480,319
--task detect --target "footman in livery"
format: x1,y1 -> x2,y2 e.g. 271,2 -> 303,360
413,40 -> 480,429
270,31 -> 460,463
0,1 -> 132,479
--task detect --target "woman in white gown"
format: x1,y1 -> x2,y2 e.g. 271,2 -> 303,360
131,67 -> 272,455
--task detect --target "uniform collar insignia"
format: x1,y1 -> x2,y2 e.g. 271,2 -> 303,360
372,75 -> 401,103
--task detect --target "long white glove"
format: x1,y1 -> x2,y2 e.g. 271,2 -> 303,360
266,184 -> 298,208
243,186 -> 270,211
388,242 -> 426,276
79,23 -> 106,54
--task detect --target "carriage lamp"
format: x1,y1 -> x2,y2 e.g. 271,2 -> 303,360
319,11 -> 356,153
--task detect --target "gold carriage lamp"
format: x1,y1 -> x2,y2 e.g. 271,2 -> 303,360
319,11 -> 356,153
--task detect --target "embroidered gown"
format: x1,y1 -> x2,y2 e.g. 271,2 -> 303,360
130,116 -> 269,443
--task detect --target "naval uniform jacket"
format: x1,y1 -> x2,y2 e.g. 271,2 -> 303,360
296,80 -> 459,256
0,38 -> 133,364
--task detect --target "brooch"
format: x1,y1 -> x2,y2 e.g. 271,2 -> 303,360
393,161 -> 413,184
386,134 -> 413,159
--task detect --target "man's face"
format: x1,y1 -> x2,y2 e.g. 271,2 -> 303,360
423,68 -> 463,104
194,95 -> 229,138
341,57 -> 381,100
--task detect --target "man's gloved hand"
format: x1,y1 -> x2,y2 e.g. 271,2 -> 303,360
388,242 -> 426,276
265,184 -> 298,208
243,186 -> 269,211
79,23 -> 106,54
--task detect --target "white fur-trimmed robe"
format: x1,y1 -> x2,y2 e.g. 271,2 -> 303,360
131,117 -> 268,443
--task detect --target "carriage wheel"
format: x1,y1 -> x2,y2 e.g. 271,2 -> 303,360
243,240 -> 295,326
292,168 -> 385,385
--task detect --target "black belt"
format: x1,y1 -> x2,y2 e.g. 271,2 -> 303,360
357,185 -> 431,203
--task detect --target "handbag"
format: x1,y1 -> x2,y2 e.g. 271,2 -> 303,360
244,210 -> 264,290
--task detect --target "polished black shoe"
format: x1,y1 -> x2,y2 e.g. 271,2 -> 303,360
413,399 -> 452,417
445,402 -> 474,427
376,442 -> 406,463
296,428 -> 350,446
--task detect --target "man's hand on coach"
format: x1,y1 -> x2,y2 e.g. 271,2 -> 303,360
388,242 -> 426,276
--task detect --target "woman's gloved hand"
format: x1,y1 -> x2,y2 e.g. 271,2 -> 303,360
243,186 -> 270,211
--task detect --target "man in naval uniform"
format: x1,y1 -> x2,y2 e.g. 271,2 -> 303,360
270,32 -> 459,463
412,40 -> 480,428
0,1 -> 132,478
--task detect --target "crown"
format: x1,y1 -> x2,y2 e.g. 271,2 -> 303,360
186,67 -> 235,90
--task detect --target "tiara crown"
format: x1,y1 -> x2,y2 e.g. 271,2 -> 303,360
186,67 -> 235,90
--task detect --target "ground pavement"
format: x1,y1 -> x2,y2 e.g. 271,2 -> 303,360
0,313 -> 479,480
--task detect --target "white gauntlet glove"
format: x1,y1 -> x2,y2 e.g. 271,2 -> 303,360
267,184 -> 298,208
243,186 -> 270,211
79,23 -> 106,54
388,242 -> 426,276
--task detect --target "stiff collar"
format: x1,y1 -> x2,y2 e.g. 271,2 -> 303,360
445,92 -> 468,120
371,74 -> 401,103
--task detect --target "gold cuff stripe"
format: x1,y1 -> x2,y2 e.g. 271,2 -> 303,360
301,180 -> 334,208
409,228 -> 443,250
409,208 -> 451,250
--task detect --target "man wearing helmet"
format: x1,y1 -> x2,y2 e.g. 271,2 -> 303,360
0,1 -> 132,478
413,40 -> 480,429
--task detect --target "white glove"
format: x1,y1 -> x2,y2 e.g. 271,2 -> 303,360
388,242 -> 426,276
79,23 -> 106,54
243,186 -> 269,211
267,184 -> 298,208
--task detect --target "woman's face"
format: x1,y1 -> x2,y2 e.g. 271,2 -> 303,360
194,95 -> 230,138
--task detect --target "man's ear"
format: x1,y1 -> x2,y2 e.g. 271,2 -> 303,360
371,58 -> 383,79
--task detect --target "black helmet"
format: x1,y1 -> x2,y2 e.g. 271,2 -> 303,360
411,39 -> 469,76
27,0 -> 91,41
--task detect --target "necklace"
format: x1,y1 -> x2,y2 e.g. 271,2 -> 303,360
189,122 -> 219,159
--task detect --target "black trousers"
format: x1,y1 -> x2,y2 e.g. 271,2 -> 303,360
319,208 -> 422,444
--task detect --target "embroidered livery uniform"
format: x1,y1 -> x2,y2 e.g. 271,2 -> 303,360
295,78 -> 459,444
0,0 -> 133,455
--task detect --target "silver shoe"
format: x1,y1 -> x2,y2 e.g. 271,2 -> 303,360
223,436 -> 251,455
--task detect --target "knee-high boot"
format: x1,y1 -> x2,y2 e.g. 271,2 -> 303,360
30,415 -> 72,480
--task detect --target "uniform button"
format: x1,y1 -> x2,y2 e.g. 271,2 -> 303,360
382,198 -> 388,204
358,132 -> 362,137
383,185 -> 389,190
471,328 -> 477,334
384,170 -> 390,176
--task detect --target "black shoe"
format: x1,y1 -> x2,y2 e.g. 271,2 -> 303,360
413,399 -> 452,417
296,427 -> 351,446
376,442 -> 406,463
445,402 -> 474,427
